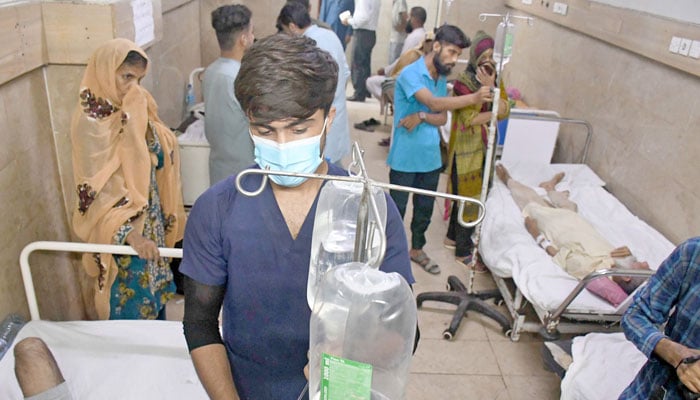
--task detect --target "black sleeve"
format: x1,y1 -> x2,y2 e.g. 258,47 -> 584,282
182,276 -> 226,352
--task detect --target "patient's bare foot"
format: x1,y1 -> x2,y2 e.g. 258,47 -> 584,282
539,172 -> 565,191
495,164 -> 510,184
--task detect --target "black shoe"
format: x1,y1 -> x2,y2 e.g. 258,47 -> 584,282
347,94 -> 366,102
354,122 -> 374,132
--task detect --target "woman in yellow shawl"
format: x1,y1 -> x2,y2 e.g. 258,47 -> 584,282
445,31 -> 509,268
71,39 -> 186,319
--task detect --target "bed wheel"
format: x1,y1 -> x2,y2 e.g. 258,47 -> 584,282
539,327 -> 561,341
446,282 -> 452,291
496,299 -> 505,307
504,329 -> 513,338
442,330 -> 454,340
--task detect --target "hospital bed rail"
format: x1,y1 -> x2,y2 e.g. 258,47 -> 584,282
20,241 -> 182,321
540,267 -> 656,339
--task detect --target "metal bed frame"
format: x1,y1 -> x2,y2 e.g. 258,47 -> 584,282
482,112 -> 655,341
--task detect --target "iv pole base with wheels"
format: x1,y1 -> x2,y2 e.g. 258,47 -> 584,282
416,11 -> 533,341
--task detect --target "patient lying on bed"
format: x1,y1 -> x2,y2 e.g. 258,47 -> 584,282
495,164 -> 650,306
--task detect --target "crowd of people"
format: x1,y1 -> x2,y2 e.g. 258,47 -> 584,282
10,1 -> 699,400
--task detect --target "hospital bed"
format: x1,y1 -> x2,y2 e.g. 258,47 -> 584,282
477,110 -> 674,341
0,241 -> 208,400
556,332 -> 646,399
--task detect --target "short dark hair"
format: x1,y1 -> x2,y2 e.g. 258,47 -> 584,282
277,2 -> 312,30
410,7 -> 427,26
435,24 -> 471,49
121,50 -> 148,69
235,34 -> 338,124
286,0 -> 310,11
211,4 -> 252,51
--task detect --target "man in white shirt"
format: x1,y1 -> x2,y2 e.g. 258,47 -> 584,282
341,0 -> 381,102
277,2 -> 351,165
388,0 -> 408,64
364,7 -> 427,105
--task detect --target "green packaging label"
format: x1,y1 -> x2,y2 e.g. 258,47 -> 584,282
320,353 -> 373,400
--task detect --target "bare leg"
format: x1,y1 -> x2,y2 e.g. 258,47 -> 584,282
539,172 -> 565,191
495,164 -> 549,211
14,337 -> 65,397
546,190 -> 578,212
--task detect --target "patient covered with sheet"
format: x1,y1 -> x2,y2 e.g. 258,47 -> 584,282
495,164 -> 650,305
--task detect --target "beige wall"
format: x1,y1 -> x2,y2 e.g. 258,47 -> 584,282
0,0 -> 202,321
0,69 -> 84,321
502,10 -> 700,244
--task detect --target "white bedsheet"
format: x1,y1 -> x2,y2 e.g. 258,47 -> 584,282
479,162 -> 674,313
560,332 -> 646,400
0,320 -> 207,400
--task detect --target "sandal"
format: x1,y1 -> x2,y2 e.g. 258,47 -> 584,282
443,238 -> 456,250
411,252 -> 441,275
366,117 -> 381,126
456,256 -> 488,273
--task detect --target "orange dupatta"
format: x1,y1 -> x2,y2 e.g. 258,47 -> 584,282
70,39 -> 185,319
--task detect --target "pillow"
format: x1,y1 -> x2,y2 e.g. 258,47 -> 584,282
585,277 -> 629,307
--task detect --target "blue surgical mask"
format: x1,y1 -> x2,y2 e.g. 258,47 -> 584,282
250,119 -> 327,187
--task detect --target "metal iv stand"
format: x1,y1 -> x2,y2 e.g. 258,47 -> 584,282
415,12 -> 534,340
236,142 -> 486,267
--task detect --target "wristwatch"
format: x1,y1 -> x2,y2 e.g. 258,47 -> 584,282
418,111 -> 427,122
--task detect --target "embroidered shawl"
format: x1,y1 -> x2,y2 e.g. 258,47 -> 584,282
70,39 -> 185,319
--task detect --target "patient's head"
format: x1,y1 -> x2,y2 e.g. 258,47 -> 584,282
611,256 -> 651,294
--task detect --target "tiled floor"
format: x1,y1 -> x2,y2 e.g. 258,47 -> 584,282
167,97 -> 562,400
342,99 -> 561,400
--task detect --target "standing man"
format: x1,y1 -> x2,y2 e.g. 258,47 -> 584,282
277,1 -> 351,164
180,34 -> 414,400
387,25 -> 493,274
619,237 -> 700,399
341,0 -> 380,102
388,0 -> 408,64
319,0 -> 354,49
203,4 -> 255,185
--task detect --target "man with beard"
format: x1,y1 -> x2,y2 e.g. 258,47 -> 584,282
387,25 -> 494,275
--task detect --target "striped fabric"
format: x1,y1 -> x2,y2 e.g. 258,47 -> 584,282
619,237 -> 700,399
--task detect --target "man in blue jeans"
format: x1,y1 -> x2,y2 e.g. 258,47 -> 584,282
387,25 -> 493,274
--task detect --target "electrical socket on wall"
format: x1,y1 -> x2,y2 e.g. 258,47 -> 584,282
521,0 -> 533,4
679,38 -> 692,56
553,2 -> 568,15
689,41 -> 700,59
669,37 -> 682,54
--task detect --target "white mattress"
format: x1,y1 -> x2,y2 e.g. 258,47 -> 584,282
0,320 -> 207,400
479,162 -> 674,313
560,332 -> 646,400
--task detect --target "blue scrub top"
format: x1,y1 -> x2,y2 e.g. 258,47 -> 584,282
180,162 -> 414,399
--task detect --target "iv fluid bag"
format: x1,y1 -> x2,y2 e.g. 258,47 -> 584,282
307,180 -> 387,308
309,263 -> 417,400
493,21 -> 515,66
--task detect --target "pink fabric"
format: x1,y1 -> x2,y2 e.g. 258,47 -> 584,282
586,277 -> 629,307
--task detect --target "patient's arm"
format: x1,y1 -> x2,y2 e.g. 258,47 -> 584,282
525,216 -> 557,257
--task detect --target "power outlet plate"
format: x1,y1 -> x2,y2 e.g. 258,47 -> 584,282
689,40 -> 700,59
553,2 -> 568,15
669,36 -> 682,54
522,0 -> 533,4
679,38 -> 692,56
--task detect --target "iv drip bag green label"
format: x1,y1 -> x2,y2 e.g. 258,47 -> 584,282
504,32 -> 514,58
320,353 -> 373,400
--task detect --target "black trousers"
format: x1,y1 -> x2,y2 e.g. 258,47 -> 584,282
446,160 -> 474,257
389,168 -> 441,250
351,28 -> 376,98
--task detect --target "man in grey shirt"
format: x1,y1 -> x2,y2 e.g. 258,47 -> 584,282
203,4 -> 255,185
